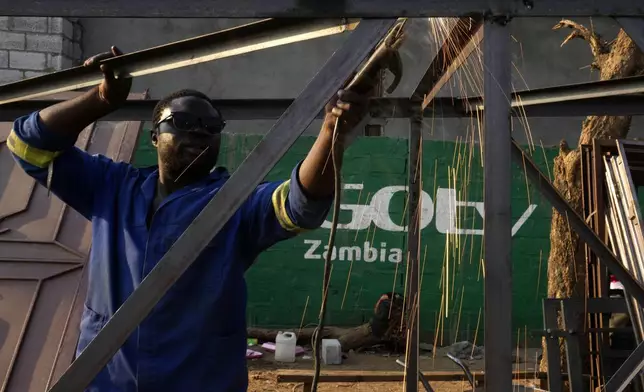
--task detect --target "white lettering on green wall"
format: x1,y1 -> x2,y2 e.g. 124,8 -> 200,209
320,184 -> 537,235
303,239 -> 403,263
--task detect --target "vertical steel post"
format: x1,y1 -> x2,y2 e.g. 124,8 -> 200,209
404,114 -> 422,392
482,17 -> 513,392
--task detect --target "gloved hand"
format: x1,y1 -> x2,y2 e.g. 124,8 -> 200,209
323,88 -> 373,147
83,46 -> 132,108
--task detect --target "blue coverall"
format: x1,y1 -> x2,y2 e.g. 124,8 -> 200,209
8,112 -> 332,392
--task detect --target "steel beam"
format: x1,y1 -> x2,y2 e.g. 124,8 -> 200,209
47,18 -> 397,392
0,18 -> 359,105
510,140 -> 644,306
512,95 -> 644,117
0,98 -> 421,122
404,116 -> 422,392
1,0 -> 644,17
615,17 -> 644,52
3,94 -> 644,124
464,75 -> 644,113
605,341 -> 644,392
482,17 -> 513,392
418,17 -> 484,109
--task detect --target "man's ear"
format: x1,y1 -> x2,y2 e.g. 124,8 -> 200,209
151,130 -> 159,147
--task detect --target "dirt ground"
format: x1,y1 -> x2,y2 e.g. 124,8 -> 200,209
246,347 -> 543,391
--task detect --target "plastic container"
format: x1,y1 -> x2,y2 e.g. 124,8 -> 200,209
275,331 -> 297,362
321,339 -> 342,365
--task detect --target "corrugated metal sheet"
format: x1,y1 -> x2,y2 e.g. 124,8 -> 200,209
0,92 -> 146,392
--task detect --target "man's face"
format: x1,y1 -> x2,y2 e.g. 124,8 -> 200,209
152,96 -> 224,183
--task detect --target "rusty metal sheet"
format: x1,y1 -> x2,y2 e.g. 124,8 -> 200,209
0,92 -> 146,392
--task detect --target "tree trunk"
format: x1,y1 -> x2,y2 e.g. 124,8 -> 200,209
541,21 -> 644,375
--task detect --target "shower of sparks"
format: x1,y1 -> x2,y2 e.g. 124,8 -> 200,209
297,16 -> 543,371
412,14 -> 538,350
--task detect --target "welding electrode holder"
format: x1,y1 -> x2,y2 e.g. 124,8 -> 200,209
344,18 -> 406,96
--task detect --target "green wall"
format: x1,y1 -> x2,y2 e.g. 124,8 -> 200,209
135,132 -> 558,344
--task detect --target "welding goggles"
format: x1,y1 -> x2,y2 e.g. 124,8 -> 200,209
154,110 -> 226,136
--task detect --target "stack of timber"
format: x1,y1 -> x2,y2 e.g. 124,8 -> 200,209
604,140 -> 644,343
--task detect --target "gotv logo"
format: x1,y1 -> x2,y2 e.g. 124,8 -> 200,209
319,183 -> 537,236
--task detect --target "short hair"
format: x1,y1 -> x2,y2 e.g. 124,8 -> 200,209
152,89 -> 213,125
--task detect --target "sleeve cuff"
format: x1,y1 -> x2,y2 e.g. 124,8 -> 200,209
284,161 -> 334,230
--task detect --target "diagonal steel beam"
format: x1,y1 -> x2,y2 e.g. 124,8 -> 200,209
615,17 -> 644,52
417,17 -> 484,109
47,18 -> 398,392
605,340 -> 644,392
1,0 -> 644,18
0,18 -> 359,105
510,140 -> 644,305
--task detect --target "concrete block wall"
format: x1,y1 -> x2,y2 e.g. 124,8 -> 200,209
0,17 -> 82,83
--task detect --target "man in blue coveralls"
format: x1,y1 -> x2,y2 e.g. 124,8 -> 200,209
8,47 -> 374,392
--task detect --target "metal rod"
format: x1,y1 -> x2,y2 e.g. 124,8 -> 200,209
46,18 -> 397,392
0,18 -> 359,105
510,140 -> 644,306
482,17 -> 513,392
2,0 -> 644,17
404,115 -> 422,392
615,17 -> 644,52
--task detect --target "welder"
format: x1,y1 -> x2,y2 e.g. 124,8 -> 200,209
7,46 -> 375,392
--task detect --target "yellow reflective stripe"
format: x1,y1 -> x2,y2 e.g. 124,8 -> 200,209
271,180 -> 306,233
6,130 -> 62,168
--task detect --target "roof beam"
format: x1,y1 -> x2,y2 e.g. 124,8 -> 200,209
1,0 -> 643,17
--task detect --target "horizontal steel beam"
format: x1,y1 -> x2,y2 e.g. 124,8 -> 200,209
0,18 -> 359,105
1,0 -> 643,17
515,95 -> 644,117
47,18 -> 397,392
510,140 -> 644,307
0,97 -> 424,121
3,94 -> 644,123
465,74 -> 644,112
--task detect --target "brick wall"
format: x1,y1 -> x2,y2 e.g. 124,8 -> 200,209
0,17 -> 82,83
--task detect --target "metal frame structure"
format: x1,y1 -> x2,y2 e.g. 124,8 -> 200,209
1,0 -> 644,17
0,6 -> 644,392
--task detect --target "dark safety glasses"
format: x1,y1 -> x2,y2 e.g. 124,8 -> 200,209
155,111 -> 226,135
